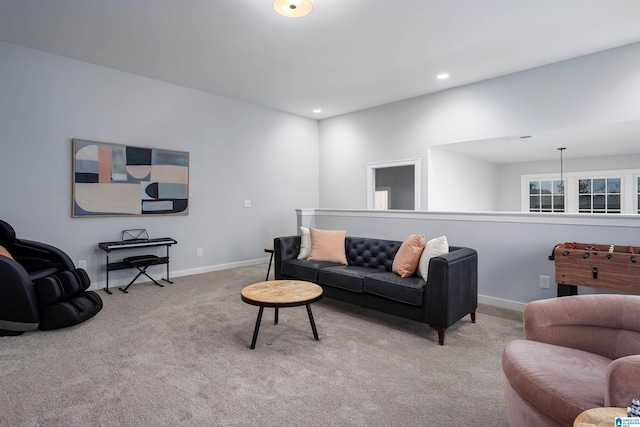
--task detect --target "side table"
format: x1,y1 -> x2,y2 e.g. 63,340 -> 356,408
241,280 -> 322,349
574,407 -> 627,427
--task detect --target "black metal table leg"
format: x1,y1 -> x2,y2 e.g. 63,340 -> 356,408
263,246 -> 275,281
250,306 -> 264,349
120,270 -> 144,293
163,245 -> 174,284
265,251 -> 274,280
104,251 -> 112,294
141,269 -> 164,288
274,307 -> 279,325
120,264 -> 164,293
306,304 -> 319,341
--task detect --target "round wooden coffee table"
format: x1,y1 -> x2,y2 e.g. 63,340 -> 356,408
241,280 -> 323,349
574,407 -> 627,427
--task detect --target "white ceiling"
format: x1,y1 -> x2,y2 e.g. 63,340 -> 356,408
2,0 -> 640,121
1,0 -> 640,164
433,120 -> 640,164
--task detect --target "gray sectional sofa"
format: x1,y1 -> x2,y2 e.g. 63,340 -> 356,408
274,235 -> 478,345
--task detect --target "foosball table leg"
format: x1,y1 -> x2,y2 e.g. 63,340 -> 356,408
557,283 -> 578,297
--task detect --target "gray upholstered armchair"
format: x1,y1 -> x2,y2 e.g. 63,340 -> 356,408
502,294 -> 640,426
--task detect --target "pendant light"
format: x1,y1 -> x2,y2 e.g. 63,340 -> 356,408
558,147 -> 566,210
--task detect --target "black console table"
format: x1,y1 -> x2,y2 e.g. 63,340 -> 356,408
98,237 -> 177,294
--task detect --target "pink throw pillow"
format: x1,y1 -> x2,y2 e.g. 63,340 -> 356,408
0,244 -> 13,259
392,234 -> 426,278
308,228 -> 348,265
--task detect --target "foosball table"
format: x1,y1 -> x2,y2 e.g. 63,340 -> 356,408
550,242 -> 640,297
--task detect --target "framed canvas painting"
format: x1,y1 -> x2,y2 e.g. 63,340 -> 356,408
72,139 -> 189,217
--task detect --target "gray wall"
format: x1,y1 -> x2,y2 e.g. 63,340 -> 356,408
428,147 -> 498,211
0,41 -> 319,288
318,42 -> 640,210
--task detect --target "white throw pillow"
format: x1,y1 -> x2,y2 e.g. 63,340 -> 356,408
297,226 -> 311,259
418,236 -> 449,280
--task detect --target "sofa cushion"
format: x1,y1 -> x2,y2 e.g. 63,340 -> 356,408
308,228 -> 348,264
346,237 -> 400,271
318,266 -> 374,293
392,234 -> 425,278
502,339 -> 610,426
281,259 -> 340,283
363,272 -> 426,306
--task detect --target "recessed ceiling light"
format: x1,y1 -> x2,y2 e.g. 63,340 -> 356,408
313,109 -> 322,113
505,135 -> 534,140
273,0 -> 313,18
437,73 -> 450,80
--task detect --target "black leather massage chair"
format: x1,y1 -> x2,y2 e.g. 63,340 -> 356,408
0,220 -> 102,335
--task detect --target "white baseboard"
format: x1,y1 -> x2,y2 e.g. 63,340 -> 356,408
478,294 -> 526,312
88,257 -> 268,291
169,257 -> 267,279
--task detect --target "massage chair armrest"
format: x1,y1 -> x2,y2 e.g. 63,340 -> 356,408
12,238 -> 75,272
423,247 -> 478,328
605,355 -> 640,407
274,235 -> 301,279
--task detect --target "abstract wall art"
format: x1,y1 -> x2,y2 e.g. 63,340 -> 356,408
72,139 -> 189,217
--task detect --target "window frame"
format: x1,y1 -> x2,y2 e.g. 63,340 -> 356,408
521,169 -> 640,214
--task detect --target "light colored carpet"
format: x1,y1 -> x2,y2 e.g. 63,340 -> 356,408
0,264 -> 523,426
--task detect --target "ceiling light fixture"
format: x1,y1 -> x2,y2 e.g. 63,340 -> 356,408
505,135 -> 533,140
436,73 -> 450,80
273,0 -> 313,18
313,109 -> 322,113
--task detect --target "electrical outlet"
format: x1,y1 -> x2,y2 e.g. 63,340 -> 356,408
197,248 -> 203,257
540,275 -> 550,289
79,260 -> 87,269
244,200 -> 251,208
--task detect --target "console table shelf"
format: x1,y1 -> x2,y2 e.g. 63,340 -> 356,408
105,256 -> 170,272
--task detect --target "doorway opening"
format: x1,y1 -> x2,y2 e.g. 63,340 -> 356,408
367,159 -> 420,210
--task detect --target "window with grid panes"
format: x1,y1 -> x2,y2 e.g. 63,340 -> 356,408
578,177 -> 621,214
523,170 -> 639,214
528,180 -> 564,212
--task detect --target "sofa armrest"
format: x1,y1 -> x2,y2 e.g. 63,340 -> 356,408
523,295 -> 640,360
605,355 -> 640,407
274,236 -> 301,279
423,247 -> 478,328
